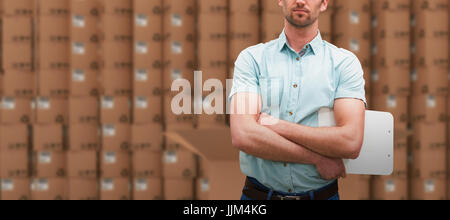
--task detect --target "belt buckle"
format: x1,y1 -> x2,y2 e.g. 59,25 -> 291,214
280,195 -> 302,201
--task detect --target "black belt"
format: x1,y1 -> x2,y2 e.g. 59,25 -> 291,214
243,177 -> 339,200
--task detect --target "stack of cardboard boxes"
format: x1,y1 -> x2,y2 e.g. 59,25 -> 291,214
261,0 -> 283,43
410,0 -> 448,200
98,0 -> 132,200
196,0 -> 228,129
131,0 -> 164,200
162,0 -> 197,200
0,0 -> 34,200
334,0 -> 372,201
370,0 -> 411,200
162,0 -> 195,131
229,0 -> 259,79
67,0 -> 100,200
32,0 -> 69,200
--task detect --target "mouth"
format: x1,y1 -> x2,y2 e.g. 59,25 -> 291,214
293,9 -> 309,14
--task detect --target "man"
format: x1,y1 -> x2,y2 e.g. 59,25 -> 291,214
229,0 -> 367,200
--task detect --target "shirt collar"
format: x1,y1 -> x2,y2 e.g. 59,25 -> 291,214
278,29 -> 323,55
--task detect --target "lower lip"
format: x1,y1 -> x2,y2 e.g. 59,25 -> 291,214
294,10 -> 308,14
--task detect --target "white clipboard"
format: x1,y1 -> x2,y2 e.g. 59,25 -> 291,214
318,108 -> 394,175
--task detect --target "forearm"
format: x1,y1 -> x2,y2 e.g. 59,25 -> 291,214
268,120 -> 359,159
231,119 -> 325,165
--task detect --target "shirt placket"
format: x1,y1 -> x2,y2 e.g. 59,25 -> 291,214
287,48 -> 306,123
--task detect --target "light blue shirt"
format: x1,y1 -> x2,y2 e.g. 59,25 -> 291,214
229,30 -> 367,193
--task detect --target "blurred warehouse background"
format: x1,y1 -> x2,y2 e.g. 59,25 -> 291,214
0,0 -> 448,200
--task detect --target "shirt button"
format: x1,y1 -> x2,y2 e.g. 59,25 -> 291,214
296,57 -> 300,61
293,84 -> 298,88
289,112 -> 293,116
284,163 -> 287,167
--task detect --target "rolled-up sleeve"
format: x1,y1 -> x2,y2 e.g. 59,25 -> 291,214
228,49 -> 261,101
335,55 -> 367,108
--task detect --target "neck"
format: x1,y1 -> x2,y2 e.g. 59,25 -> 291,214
284,20 -> 319,53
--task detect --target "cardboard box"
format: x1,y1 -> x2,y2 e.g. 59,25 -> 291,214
197,0 -> 228,14
133,0 -> 162,14
100,96 -> 131,124
100,151 -> 131,178
370,95 -> 408,124
1,178 -> 30,200
1,16 -> 33,44
392,137 -> 408,178
0,97 -> 33,124
1,42 -> 33,72
132,150 -> 162,178
67,151 -> 98,178
100,177 -> 130,200
410,95 -> 447,124
338,175 -> 371,200
163,93 -> 195,131
35,97 -> 68,124
162,148 -> 197,179
100,43 -> 132,70
371,176 -> 408,200
229,13 -> 260,60
197,41 -> 228,75
98,0 -> 132,16
133,40 -> 162,69
100,70 -> 132,96
133,177 -> 163,200
133,96 -> 163,124
370,67 -> 410,96
412,0 -> 449,12
132,68 -> 163,97
165,127 -> 246,200
0,124 -> 29,151
1,0 -> 34,16
69,96 -> 99,124
229,0 -> 259,14
70,16 -> 101,43
410,178 -> 447,200
411,68 -> 449,96
38,71 -> 69,97
411,123 -> 447,179
2,71 -> 35,97
37,15 -> 70,42
32,151 -> 66,178
33,124 -> 64,151
372,0 -> 411,14
101,124 -> 131,151
70,69 -> 100,96
37,42 -> 70,71
31,178 -> 66,200
35,0 -> 69,16
162,66 -> 195,89
100,15 -> 132,42
68,178 -> 99,200
131,124 -> 163,151
0,150 -> 29,178
68,124 -> 100,151
261,12 -> 284,42
134,18 -> 162,43
163,178 -> 194,200
70,0 -> 100,16
70,42 -> 100,69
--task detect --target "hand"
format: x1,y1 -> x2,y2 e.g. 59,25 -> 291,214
315,156 -> 347,180
258,113 -> 280,126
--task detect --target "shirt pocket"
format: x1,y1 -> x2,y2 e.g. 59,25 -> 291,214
259,76 -> 284,115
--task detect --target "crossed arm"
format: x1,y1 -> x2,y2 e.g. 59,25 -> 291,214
230,93 -> 366,163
